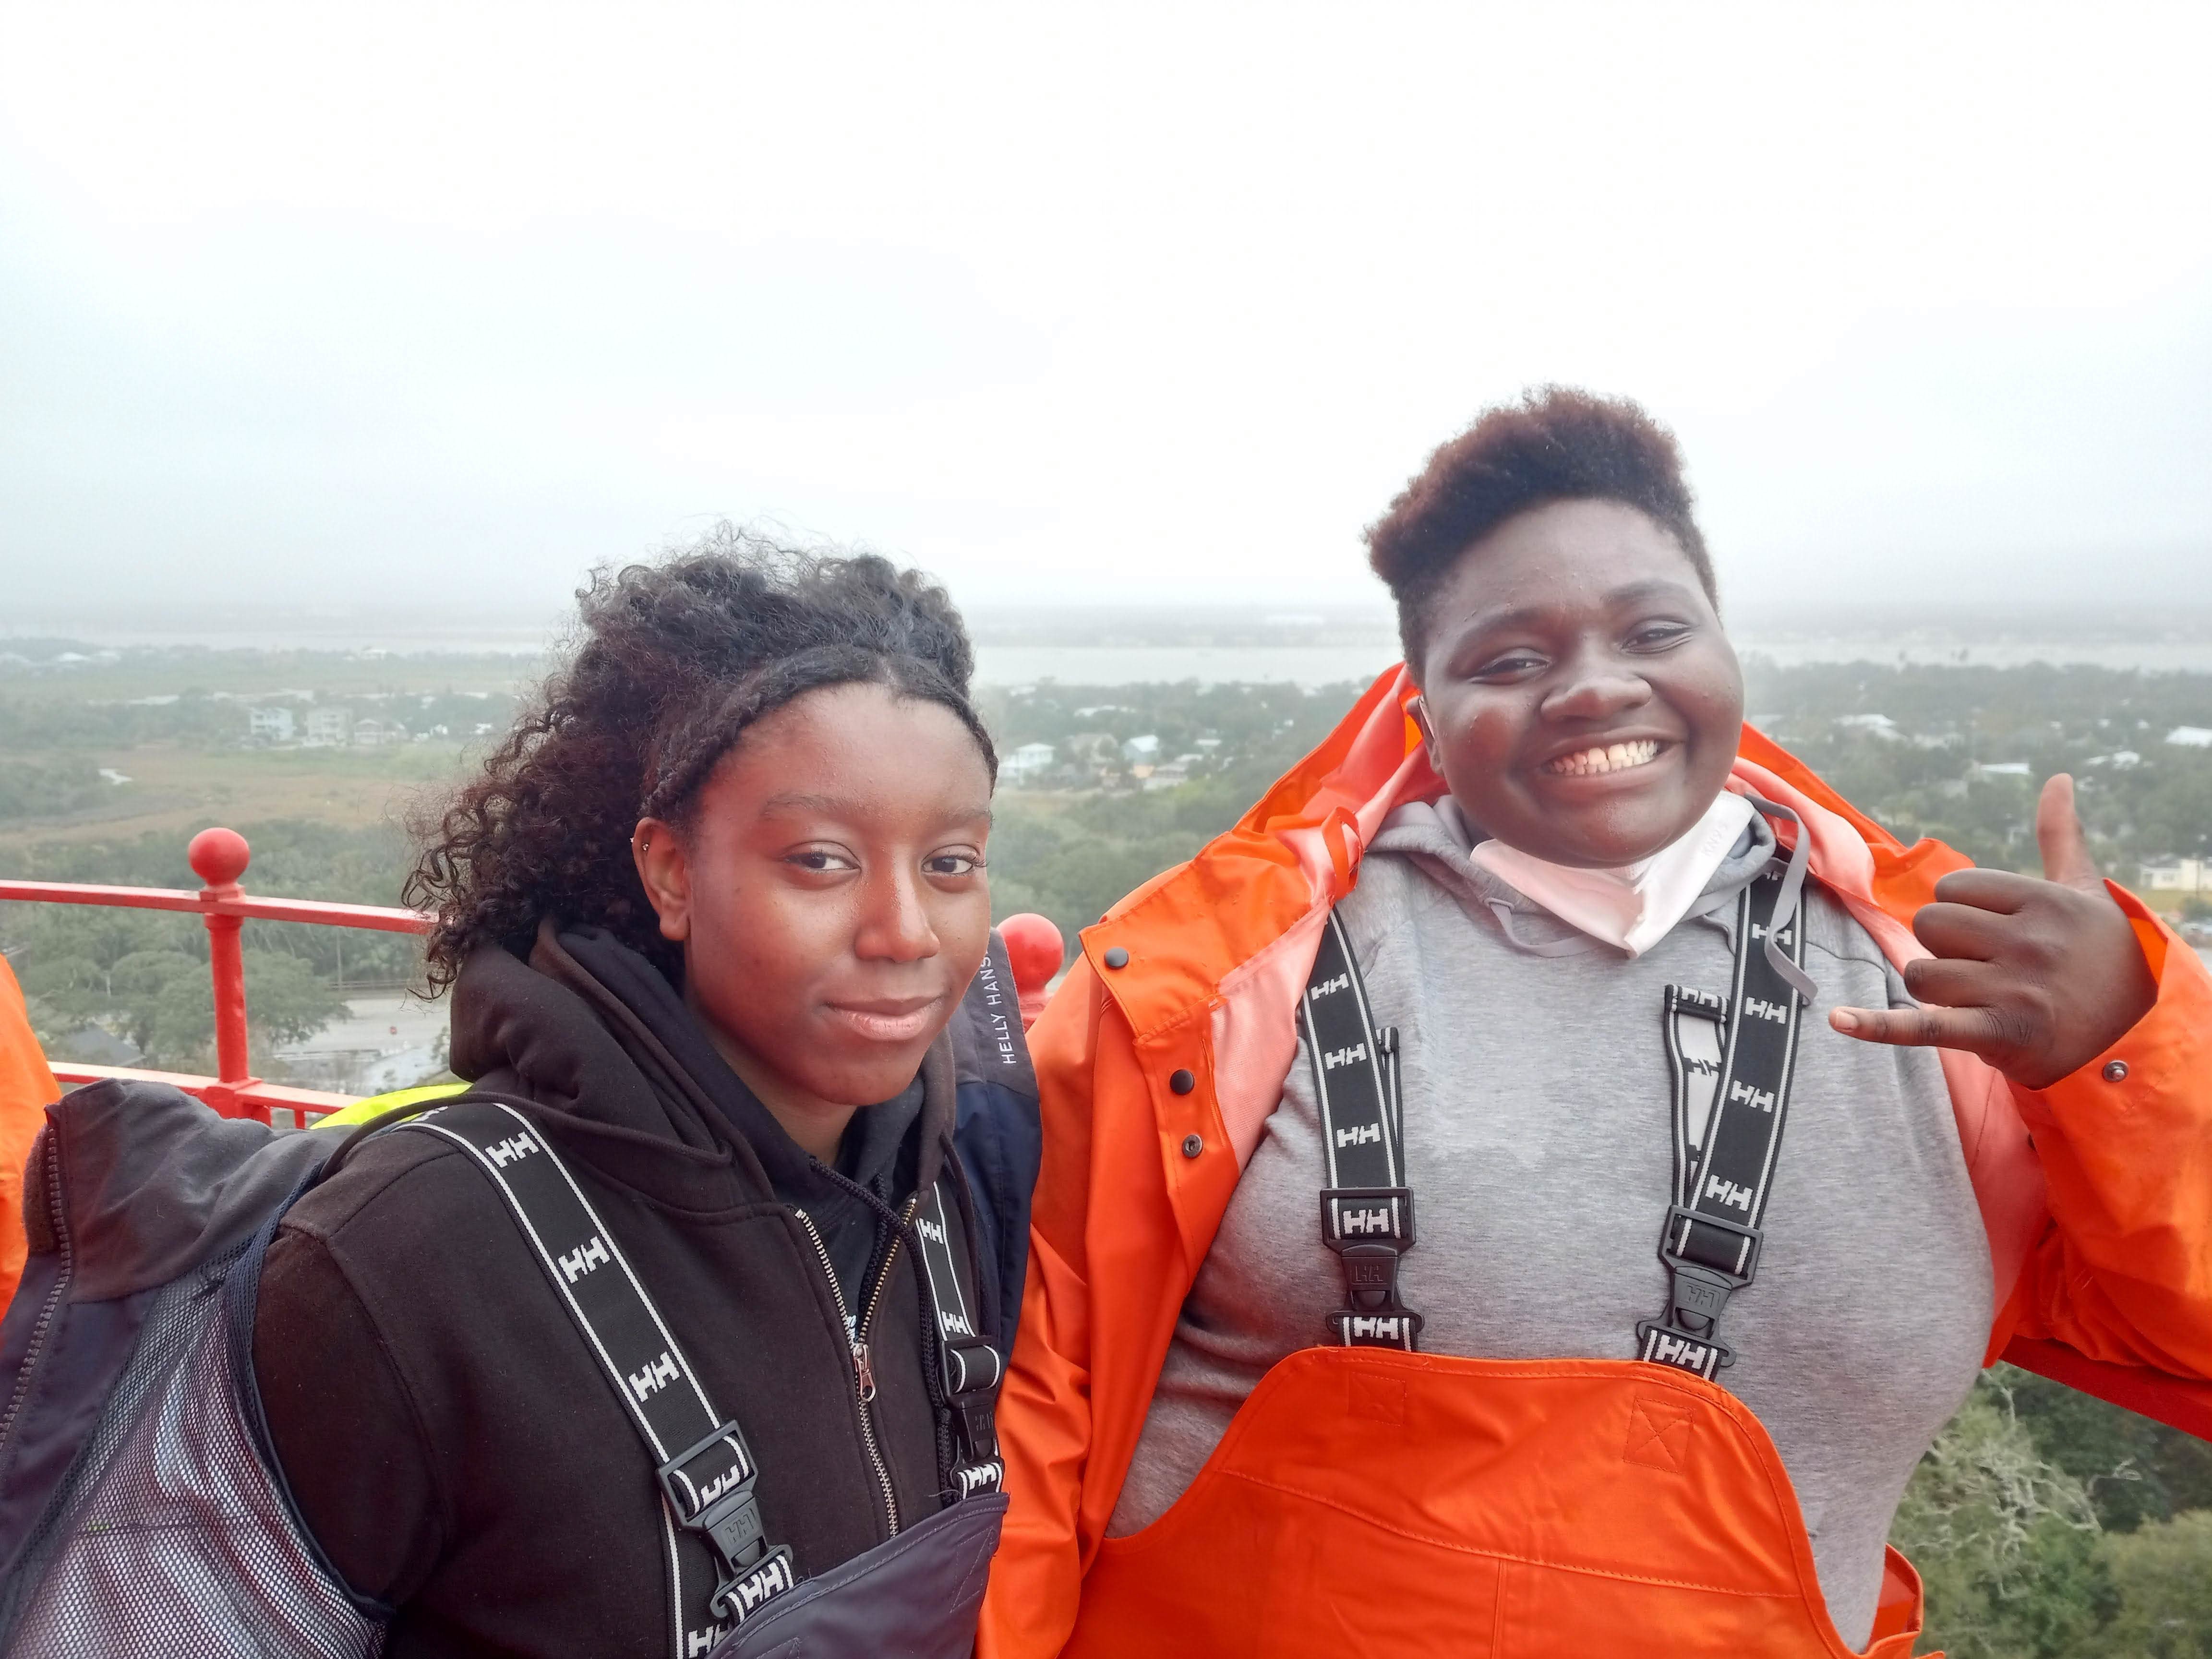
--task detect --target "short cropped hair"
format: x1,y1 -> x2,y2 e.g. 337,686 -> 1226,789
1365,387 -> 1715,663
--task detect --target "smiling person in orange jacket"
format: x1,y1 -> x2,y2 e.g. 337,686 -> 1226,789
980,389 -> 2212,1659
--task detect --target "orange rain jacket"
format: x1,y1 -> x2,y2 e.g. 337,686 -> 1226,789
982,667 -> 2212,1658
0,955 -> 58,1314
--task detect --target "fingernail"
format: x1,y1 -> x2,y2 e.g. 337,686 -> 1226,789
1830,1009 -> 1860,1033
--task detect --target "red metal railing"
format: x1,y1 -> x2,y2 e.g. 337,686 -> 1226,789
1,827 -> 1066,1126
0,828 -> 433,1123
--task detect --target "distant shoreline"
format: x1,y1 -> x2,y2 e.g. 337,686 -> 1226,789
12,629 -> 2212,689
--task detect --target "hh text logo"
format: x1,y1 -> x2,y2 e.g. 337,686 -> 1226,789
558,1236 -> 609,1283
1309,973 -> 1349,1000
1348,1315 -> 1411,1343
1705,1174 -> 1753,1212
695,1459 -> 748,1510
1727,1080 -> 1776,1112
957,1461 -> 1004,1498
685,1623 -> 728,1657
485,1132 -> 538,1167
1743,995 -> 1791,1023
917,1216 -> 949,1247
1322,1043 -> 1368,1070
730,1555 -> 796,1618
1650,1332 -> 1712,1370
628,1351 -> 679,1402
1341,1206 -> 1393,1236
939,1309 -> 975,1337
1684,1056 -> 1719,1077
1334,1123 -> 1381,1148
1750,922 -> 1794,947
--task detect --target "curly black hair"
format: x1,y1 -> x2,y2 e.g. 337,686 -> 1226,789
1365,387 -> 1715,665
406,525 -> 996,990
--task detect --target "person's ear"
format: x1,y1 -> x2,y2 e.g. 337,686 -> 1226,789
1408,692 -> 1444,773
632,818 -> 693,943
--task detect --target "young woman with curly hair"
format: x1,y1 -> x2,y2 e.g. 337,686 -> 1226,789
252,531 -> 1037,1659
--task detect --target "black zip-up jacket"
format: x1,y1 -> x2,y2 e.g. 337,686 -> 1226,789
252,923 -> 1036,1658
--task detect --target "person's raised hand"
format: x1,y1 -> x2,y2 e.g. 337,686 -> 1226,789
1828,774 -> 2158,1089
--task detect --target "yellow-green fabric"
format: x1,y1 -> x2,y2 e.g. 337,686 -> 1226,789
311,1081 -> 469,1129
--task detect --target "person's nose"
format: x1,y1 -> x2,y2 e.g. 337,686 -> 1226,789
855,863 -> 940,964
1539,648 -> 1654,724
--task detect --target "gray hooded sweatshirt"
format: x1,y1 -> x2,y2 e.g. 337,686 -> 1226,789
1109,803 -> 1993,1650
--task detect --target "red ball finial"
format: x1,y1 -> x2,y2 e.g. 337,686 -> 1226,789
188,827 -> 252,890
998,913 -> 1065,1031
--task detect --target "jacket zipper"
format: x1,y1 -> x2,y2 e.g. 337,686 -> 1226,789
793,1196 -> 920,1540
0,1135 -> 72,1455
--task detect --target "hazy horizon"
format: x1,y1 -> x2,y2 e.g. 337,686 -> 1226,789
5,5 -> 2210,625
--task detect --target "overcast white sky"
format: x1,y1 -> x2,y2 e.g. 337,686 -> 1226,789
3,2 -> 2209,634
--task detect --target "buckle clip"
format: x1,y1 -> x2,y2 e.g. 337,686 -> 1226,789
1320,1186 -> 1416,1250
658,1421 -> 795,1623
1658,1203 -> 1763,1290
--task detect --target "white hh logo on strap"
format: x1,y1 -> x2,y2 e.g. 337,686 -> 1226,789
1341,1205 -> 1393,1236
1750,922 -> 1793,946
730,1555 -> 796,1618
1309,973 -> 1349,1000
1742,995 -> 1791,1024
685,1623 -> 728,1657
1334,1123 -> 1381,1148
1727,1080 -> 1776,1112
558,1237 -> 609,1283
485,1132 -> 538,1167
957,1461 -> 1004,1498
917,1216 -> 949,1246
1348,1315 -> 1410,1343
940,1309 -> 975,1337
1705,1175 -> 1754,1212
695,1461 -> 745,1509
1650,1332 -> 1713,1370
1322,1044 -> 1368,1070
628,1352 -> 679,1402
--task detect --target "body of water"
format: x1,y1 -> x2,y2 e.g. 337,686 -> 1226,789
973,638 -> 2212,688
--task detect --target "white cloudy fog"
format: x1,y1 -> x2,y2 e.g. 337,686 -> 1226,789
2,2 -> 2209,634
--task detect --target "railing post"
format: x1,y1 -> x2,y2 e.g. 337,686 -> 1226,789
188,827 -> 266,1123
998,913 -> 1065,1032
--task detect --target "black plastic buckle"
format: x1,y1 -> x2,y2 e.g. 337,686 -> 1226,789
1319,1186 -> 1416,1250
951,1389 -> 1000,1467
657,1422 -> 769,1575
1657,1203 -> 1763,1289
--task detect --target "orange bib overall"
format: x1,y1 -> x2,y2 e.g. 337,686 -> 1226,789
1065,1348 -> 1928,1659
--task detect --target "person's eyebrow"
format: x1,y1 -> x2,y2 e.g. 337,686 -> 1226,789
757,792 -> 993,825
1450,577 -> 1703,639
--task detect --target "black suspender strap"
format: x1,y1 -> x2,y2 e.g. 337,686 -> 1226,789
399,1101 -> 794,1659
1301,910 -> 1422,1351
1636,855 -> 1809,1380
912,1184 -> 1006,1500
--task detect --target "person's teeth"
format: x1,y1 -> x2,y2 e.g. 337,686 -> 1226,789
1548,740 -> 1659,775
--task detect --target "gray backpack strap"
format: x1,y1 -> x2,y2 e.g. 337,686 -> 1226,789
1637,850 -> 1811,1379
1300,910 -> 1421,1351
400,1101 -> 793,1658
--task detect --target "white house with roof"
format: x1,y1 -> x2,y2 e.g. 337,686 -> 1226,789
2142,858 -> 2208,894
1003,742 -> 1059,785
248,706 -> 295,743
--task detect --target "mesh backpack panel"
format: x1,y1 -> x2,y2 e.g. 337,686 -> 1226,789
0,1234 -> 382,1658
